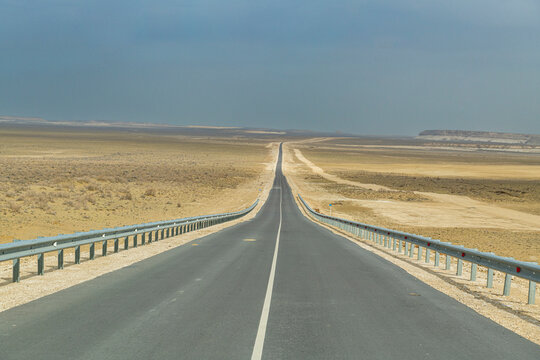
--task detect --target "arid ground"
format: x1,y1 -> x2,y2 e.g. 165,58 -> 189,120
0,126 -> 275,244
283,139 -> 540,262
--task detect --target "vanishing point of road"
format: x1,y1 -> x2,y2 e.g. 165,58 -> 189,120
0,145 -> 538,359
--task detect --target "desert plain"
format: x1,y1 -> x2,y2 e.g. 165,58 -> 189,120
284,138 -> 540,262
0,126 -> 275,245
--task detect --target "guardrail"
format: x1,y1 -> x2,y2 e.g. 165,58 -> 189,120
1,200 -> 258,283
298,195 -> 539,305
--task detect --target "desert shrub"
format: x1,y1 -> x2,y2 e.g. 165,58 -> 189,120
120,191 -> 133,201
86,184 -> 99,191
35,196 -> 51,210
8,201 -> 22,213
85,195 -> 97,205
113,176 -> 127,184
177,202 -> 182,208
100,191 -> 112,199
60,182 -> 75,191
143,188 -> 156,197
53,191 -> 69,198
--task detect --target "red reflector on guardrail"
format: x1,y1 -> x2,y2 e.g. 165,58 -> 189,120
462,253 -> 466,257
517,267 -> 521,273
427,243 -> 431,246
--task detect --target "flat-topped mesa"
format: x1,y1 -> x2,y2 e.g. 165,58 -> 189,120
417,129 -> 539,144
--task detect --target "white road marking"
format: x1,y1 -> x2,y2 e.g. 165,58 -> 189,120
251,184 -> 282,360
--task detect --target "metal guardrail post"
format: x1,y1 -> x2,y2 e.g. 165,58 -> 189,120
114,238 -> 119,253
425,248 -> 430,263
528,282 -> 536,305
102,241 -> 107,257
58,249 -> 64,269
456,259 -> 463,276
133,234 -> 138,248
75,245 -> 81,264
487,268 -> 494,288
434,252 -> 440,267
417,246 -> 422,260
409,243 -> 414,258
124,236 -> 129,250
503,274 -> 512,296
89,243 -> 95,260
445,255 -> 451,270
13,258 -> 20,283
470,263 -> 477,281
148,232 -> 152,243
37,253 -> 44,275
142,233 -> 146,245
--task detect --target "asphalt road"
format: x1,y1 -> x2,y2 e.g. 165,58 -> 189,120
0,145 -> 538,359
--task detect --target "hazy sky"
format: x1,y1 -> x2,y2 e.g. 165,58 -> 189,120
1,1 -> 539,135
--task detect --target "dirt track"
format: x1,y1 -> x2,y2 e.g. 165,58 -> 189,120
293,148 -> 540,231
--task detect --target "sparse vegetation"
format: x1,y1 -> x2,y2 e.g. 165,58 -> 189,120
143,188 -> 156,197
7,201 -> 21,213
287,142 -> 540,262
0,127 -> 272,243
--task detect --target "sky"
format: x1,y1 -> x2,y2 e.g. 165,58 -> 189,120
1,0 -> 539,135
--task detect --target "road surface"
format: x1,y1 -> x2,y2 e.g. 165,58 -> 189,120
0,145 -> 538,359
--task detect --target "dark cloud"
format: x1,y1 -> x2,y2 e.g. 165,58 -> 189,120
1,0 -> 539,135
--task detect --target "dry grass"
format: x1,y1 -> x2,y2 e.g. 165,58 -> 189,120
0,127 -> 274,243
301,143 -> 540,179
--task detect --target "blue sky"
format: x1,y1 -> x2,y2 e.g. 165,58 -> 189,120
1,0 -> 539,135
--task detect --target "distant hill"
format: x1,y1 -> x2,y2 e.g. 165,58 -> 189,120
418,130 -> 540,145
